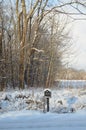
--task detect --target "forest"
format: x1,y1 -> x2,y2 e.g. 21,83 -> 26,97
0,0 -> 86,90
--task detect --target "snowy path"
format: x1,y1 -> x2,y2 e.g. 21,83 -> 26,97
0,110 -> 86,130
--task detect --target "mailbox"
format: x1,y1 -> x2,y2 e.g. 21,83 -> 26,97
44,89 -> 51,98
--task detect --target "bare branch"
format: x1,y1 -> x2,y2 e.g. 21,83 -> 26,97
31,47 -> 44,53
27,0 -> 39,21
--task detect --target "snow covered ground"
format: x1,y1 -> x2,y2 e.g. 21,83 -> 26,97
0,88 -> 86,114
0,87 -> 86,130
0,110 -> 86,130
56,80 -> 86,88
0,87 -> 86,113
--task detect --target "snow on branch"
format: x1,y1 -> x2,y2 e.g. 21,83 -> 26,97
31,47 -> 44,53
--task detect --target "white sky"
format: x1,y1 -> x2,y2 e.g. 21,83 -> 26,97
69,20 -> 86,71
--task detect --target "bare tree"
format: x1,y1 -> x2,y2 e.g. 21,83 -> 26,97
1,0 -> 86,90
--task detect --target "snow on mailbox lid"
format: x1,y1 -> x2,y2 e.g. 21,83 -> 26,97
44,89 -> 51,98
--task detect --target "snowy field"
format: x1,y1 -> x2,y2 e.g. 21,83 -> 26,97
0,87 -> 86,113
0,110 -> 86,130
0,87 -> 86,130
55,80 -> 86,88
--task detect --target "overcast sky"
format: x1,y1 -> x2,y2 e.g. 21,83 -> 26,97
69,20 -> 86,71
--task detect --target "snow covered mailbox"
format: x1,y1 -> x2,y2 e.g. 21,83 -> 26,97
44,89 -> 51,112
44,89 -> 51,98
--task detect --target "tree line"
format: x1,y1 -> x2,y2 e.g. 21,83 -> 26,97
0,0 -> 86,90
